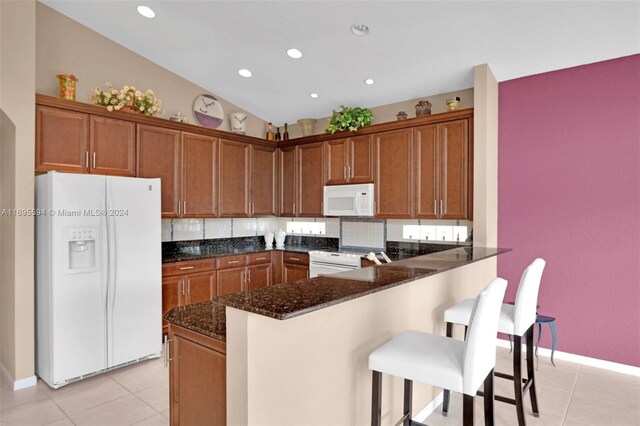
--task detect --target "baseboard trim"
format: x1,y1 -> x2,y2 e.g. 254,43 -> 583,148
413,391 -> 444,423
0,363 -> 37,390
495,338 -> 640,377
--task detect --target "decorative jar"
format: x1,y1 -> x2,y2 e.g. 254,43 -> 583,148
297,118 -> 317,137
415,100 -> 432,117
57,74 -> 78,101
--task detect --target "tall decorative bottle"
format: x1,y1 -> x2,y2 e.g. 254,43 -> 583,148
283,123 -> 290,140
266,122 -> 275,140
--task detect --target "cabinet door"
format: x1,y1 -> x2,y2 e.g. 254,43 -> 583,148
219,139 -> 250,217
349,135 -> 374,184
414,124 -> 439,219
297,142 -> 325,217
247,264 -> 271,290
171,331 -> 226,426
439,120 -> 469,219
374,129 -> 414,218
325,139 -> 348,185
136,124 -> 181,217
162,276 -> 185,333
36,106 -> 89,173
216,267 -> 245,296
251,145 -> 277,216
185,271 -> 216,305
90,116 -> 136,176
283,264 -> 309,283
278,147 -> 297,216
182,132 -> 217,217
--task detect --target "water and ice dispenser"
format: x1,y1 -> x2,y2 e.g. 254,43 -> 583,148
67,228 -> 97,271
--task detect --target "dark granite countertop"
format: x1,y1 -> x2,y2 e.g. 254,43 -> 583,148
163,301 -> 227,341
213,247 -> 510,320
162,244 -> 319,263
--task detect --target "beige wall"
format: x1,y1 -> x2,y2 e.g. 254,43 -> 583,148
472,64 -> 499,247
285,87 -> 474,139
227,259 -> 495,425
35,3 -> 267,138
0,0 -> 36,382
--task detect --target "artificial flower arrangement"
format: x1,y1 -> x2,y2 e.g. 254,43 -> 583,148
91,83 -> 163,116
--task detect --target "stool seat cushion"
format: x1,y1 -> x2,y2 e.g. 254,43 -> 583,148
444,300 -> 517,335
369,330 -> 465,394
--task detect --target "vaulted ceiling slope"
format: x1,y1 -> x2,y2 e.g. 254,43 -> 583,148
42,1 -> 640,123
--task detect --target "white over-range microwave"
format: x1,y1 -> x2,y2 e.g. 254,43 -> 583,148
323,183 -> 375,217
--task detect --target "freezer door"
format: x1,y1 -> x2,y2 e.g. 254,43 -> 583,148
40,173 -> 109,385
106,176 -> 162,367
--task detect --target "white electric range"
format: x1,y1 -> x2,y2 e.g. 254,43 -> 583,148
308,251 -> 365,278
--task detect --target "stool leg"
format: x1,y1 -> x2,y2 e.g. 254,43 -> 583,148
371,371 -> 382,426
526,326 -> 540,416
403,379 -> 413,426
484,368 -> 495,426
536,322 -> 542,358
513,335 -> 526,426
443,322 -> 453,416
463,394 -> 474,426
549,321 -> 558,367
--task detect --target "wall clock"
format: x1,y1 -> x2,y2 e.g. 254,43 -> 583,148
193,94 -> 224,128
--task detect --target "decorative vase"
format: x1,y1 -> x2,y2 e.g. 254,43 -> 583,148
57,74 -> 78,101
396,111 -> 408,121
275,229 -> 286,249
297,118 -> 317,137
415,100 -> 432,117
230,112 -> 248,134
446,97 -> 461,111
264,231 -> 274,249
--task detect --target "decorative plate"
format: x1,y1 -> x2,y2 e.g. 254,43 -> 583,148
193,94 -> 224,128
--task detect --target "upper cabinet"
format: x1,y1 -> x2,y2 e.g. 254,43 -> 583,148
278,146 -> 297,216
325,135 -> 374,185
374,129 -> 414,218
297,142 -> 325,217
218,139 -> 250,217
90,116 -> 136,176
36,106 -> 136,176
136,124 -> 181,217
250,145 -> 277,216
182,132 -> 218,218
415,119 -> 470,220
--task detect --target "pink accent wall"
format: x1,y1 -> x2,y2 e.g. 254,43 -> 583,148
498,55 -> 640,367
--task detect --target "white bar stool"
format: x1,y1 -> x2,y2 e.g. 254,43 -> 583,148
443,258 -> 546,426
369,277 -> 507,426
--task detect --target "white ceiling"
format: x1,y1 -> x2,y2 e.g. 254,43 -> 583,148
42,1 -> 640,124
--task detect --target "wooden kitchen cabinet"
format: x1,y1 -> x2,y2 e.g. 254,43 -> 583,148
325,135 -> 374,185
181,132 -> 218,217
36,106 -> 89,173
247,263 -> 271,290
90,115 -> 136,176
218,139 -> 250,217
282,252 -> 309,283
137,124 -> 181,217
217,252 -> 272,295
297,142 -> 325,216
278,146 -> 297,216
374,128 -> 414,218
162,259 -> 217,334
169,324 -> 226,426
415,119 -> 470,220
216,267 -> 245,296
250,145 -> 277,216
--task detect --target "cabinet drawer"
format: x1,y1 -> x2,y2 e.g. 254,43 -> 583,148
163,259 -> 216,277
283,252 -> 309,266
246,252 -> 271,265
216,254 -> 247,270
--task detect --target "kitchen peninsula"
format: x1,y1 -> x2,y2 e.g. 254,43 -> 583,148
164,247 -> 509,425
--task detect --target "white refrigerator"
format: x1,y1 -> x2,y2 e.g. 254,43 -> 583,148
36,172 -> 162,388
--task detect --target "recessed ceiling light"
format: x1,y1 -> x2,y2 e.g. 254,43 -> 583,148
238,69 -> 252,78
286,48 -> 303,59
364,78 -> 375,85
310,93 -> 319,99
137,5 -> 155,18
351,24 -> 369,36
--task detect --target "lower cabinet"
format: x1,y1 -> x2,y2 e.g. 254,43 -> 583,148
216,267 -> 245,296
162,260 -> 217,335
169,324 -> 226,426
247,263 -> 271,290
216,252 -> 273,296
282,252 -> 310,283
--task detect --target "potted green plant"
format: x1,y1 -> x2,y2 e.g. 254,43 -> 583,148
325,105 -> 373,134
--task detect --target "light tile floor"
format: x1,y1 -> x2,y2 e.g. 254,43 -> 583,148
0,358 -> 168,426
1,347 -> 638,425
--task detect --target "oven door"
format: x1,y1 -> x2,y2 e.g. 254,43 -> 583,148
309,261 -> 359,278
